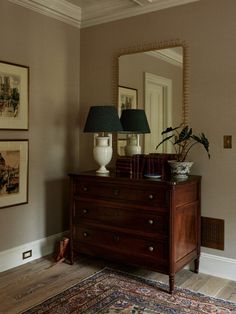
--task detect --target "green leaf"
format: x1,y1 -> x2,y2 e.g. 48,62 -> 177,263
191,133 -> 210,158
175,126 -> 192,144
156,135 -> 174,150
156,124 -> 210,161
161,125 -> 181,135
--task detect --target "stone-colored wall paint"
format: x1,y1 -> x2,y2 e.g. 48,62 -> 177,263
0,0 -> 80,251
80,0 -> 236,259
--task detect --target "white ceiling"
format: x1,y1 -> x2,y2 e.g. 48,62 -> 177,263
9,0 -> 200,28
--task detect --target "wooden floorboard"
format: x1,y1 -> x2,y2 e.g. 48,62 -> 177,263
0,255 -> 236,313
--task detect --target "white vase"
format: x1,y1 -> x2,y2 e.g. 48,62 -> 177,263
125,134 -> 141,156
93,134 -> 112,173
168,160 -> 194,179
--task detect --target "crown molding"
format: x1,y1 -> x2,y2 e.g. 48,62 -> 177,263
81,0 -> 200,28
145,48 -> 183,67
8,0 -> 81,28
8,0 -> 199,29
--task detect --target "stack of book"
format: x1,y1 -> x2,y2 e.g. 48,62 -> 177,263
132,154 -> 146,178
116,154 -> 146,177
116,153 -> 178,179
116,156 -> 133,176
145,153 -> 177,179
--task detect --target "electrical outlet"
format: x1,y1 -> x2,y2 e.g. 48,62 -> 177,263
22,250 -> 32,260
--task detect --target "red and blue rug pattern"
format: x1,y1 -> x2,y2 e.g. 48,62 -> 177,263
23,268 -> 236,313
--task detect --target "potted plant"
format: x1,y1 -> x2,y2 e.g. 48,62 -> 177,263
156,124 -> 210,178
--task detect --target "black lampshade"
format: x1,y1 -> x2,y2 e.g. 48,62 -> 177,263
120,109 -> 150,134
84,106 -> 123,133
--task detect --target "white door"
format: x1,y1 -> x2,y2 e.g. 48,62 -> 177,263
144,73 -> 172,154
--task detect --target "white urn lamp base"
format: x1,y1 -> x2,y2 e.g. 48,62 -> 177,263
93,134 -> 112,174
125,134 -> 141,156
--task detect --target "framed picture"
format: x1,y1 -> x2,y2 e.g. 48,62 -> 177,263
0,61 -> 29,130
0,140 -> 28,209
118,86 -> 138,116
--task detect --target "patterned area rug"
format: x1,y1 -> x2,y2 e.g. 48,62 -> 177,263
23,268 -> 236,313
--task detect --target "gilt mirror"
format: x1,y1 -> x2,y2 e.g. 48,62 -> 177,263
114,41 -> 188,156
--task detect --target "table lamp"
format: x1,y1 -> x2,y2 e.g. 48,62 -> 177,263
120,109 -> 150,156
84,105 -> 123,173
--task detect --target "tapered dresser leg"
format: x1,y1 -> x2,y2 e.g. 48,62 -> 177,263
194,257 -> 200,273
69,234 -> 74,265
169,274 -> 175,294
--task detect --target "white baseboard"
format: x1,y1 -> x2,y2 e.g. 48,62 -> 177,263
200,252 -> 236,281
0,231 -> 67,272
1,237 -> 236,281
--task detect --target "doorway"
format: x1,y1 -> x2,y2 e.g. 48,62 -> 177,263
144,72 -> 172,153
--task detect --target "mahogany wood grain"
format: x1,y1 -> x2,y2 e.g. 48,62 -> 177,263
69,171 -> 201,294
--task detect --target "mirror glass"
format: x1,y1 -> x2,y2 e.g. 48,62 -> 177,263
117,46 -> 184,156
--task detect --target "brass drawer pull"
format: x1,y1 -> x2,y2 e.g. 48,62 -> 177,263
148,219 -> 154,225
113,189 -> 120,196
113,235 -> 120,242
148,246 -> 154,252
83,209 -> 88,214
83,232 -> 88,237
83,186 -> 88,192
148,194 -> 154,200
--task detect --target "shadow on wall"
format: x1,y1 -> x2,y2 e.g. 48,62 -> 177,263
45,178 -> 69,239
65,101 -> 80,173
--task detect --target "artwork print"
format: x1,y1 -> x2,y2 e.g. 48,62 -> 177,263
0,150 -> 20,195
118,86 -> 137,116
0,140 -> 28,209
0,61 -> 29,130
0,73 -> 20,118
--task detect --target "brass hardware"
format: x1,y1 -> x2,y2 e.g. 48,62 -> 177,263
148,219 -> 154,225
113,235 -> 120,242
148,246 -> 154,252
224,135 -> 232,149
83,186 -> 88,191
114,189 -> 120,196
83,209 -> 88,214
83,232 -> 88,237
148,194 -> 154,200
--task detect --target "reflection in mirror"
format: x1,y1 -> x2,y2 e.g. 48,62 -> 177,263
118,46 -> 184,156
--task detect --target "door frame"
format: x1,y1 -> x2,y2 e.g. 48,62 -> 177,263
144,72 -> 172,153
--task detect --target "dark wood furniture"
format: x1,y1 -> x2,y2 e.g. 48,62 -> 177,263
69,171 -> 201,293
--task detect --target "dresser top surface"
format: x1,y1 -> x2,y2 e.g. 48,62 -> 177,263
69,170 -> 201,186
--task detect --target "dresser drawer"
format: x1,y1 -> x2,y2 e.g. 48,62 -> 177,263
74,225 -> 168,261
74,200 -> 168,236
75,180 -> 168,207
69,172 -> 201,294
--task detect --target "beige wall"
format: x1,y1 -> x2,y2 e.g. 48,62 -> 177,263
1,0 -> 236,263
0,1 -> 80,251
80,0 -> 236,259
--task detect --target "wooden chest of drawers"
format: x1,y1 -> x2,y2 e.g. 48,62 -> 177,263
69,171 -> 201,293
